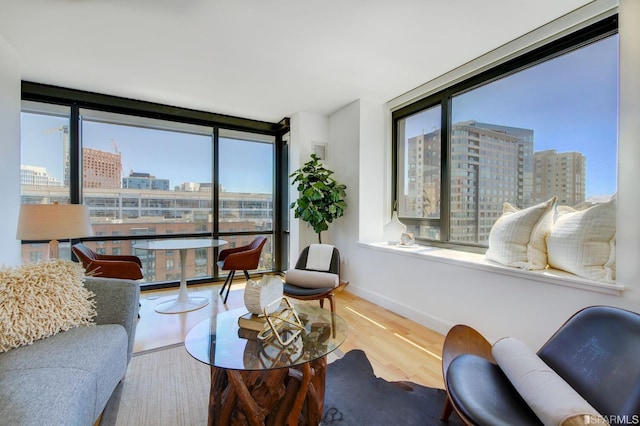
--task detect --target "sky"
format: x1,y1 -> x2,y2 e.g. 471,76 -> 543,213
21,115 -> 275,194
22,34 -> 617,198
403,34 -> 618,198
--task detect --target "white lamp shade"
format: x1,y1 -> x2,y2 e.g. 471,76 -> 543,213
16,204 -> 94,241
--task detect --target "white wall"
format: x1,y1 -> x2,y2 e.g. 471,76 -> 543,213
288,111 -> 330,263
0,34 -> 22,266
356,100 -> 386,244
616,0 -> 640,295
327,100 -> 386,278
311,0 -> 640,349
326,101 -> 359,264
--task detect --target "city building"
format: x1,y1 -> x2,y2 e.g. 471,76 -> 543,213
20,165 -> 63,188
82,147 -> 122,189
122,171 -> 170,191
19,184 -> 273,281
533,149 -> 586,206
406,121 -> 534,244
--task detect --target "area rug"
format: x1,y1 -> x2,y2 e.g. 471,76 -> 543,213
322,349 -> 463,425
102,345 -> 462,425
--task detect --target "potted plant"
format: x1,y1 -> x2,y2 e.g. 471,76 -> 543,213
290,154 -> 347,243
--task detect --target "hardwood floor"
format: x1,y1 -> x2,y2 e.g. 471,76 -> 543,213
134,281 -> 446,389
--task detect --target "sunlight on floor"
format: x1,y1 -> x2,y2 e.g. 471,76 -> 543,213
394,333 -> 442,361
345,306 -> 387,329
345,305 -> 441,361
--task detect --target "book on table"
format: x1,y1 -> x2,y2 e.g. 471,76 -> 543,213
238,312 -> 267,332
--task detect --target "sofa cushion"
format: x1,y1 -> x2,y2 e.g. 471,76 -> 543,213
0,324 -> 128,424
485,197 -> 556,270
0,368 -> 96,426
0,259 -> 96,353
546,197 -> 616,282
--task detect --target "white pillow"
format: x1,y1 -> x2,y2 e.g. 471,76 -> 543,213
492,337 -> 606,426
546,197 -> 616,282
485,197 -> 557,270
305,244 -> 335,271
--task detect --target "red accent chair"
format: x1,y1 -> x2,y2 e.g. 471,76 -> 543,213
217,236 -> 267,304
72,243 -> 144,280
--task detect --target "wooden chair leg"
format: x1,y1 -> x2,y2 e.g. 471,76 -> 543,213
327,294 -> 335,314
441,395 -> 454,421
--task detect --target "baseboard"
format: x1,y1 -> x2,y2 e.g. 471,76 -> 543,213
345,284 -> 454,337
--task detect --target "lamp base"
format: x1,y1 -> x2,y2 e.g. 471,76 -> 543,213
49,239 -> 60,259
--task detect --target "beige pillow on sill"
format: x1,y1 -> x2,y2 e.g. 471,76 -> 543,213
485,197 -> 557,270
546,197 -> 616,283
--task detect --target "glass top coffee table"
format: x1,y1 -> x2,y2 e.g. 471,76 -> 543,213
185,303 -> 347,425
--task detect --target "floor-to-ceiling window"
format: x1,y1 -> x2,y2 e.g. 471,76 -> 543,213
19,83 -> 287,288
20,101 -> 72,259
218,129 -> 275,273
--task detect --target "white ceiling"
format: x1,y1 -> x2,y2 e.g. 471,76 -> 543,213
1,0 -> 593,123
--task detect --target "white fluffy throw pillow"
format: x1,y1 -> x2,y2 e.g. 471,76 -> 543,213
485,197 -> 557,270
547,197 -> 616,282
0,259 -> 96,353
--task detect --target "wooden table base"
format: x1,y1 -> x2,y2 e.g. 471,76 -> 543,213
208,356 -> 327,426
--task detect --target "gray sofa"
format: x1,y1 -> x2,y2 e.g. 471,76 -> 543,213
0,277 -> 139,426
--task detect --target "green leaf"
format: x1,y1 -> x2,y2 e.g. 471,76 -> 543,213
289,154 -> 348,239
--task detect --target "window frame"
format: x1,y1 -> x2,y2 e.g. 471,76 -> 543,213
391,14 -> 618,252
20,82 -> 290,289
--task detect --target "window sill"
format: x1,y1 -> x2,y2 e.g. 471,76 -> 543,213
360,242 -> 624,296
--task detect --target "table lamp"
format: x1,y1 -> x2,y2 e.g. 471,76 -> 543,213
16,203 -> 94,259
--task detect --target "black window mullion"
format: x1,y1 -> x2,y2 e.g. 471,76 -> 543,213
273,131 -> 287,272
440,92 -> 451,242
69,105 -> 81,205
212,128 -> 220,279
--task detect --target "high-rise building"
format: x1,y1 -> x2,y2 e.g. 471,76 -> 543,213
83,147 -> 122,189
406,120 -> 534,244
533,149 -> 585,206
405,129 -> 441,221
20,165 -> 63,188
469,122 -> 534,209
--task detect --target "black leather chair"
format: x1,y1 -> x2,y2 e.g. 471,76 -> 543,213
441,306 -> 640,425
283,244 -> 348,315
